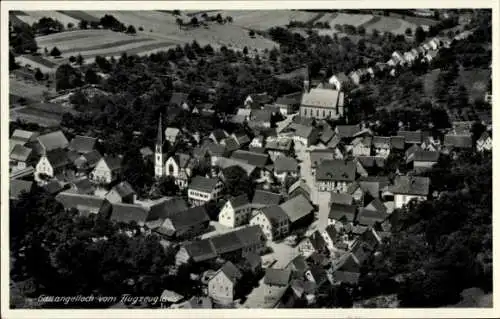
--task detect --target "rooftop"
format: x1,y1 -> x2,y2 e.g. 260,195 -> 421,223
231,150 -> 269,168
68,135 -> 97,154
252,189 -> 282,208
189,176 -> 220,193
37,130 -> 69,152
301,88 -> 342,109
316,159 -> 356,182
280,194 -> 314,224
264,268 -> 291,287
389,176 -> 430,196
273,156 -> 298,173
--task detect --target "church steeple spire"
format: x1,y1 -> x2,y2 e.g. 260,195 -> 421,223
155,114 -> 164,179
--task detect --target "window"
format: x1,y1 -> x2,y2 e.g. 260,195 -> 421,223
323,109 -> 326,117
168,165 -> 174,175
316,109 -> 319,117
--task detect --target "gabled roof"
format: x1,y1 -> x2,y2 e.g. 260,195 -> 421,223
241,252 -> 262,270
219,158 -> 256,176
252,190 -> 282,208
358,176 -> 390,198
275,91 -> 303,106
70,178 -> 94,194
260,205 -> 289,226
356,156 -> 385,169
189,176 -> 220,193
330,193 -> 354,205
329,203 -> 357,221
233,225 -> 265,248
231,150 -> 269,168
265,138 -> 293,151
55,192 -> 105,213
319,125 -> 335,144
310,149 -> 335,168
250,109 -> 272,123
165,127 -> 180,138
164,206 -> 209,231
273,156 -> 298,173
264,268 -> 291,287
216,261 -> 243,284
68,135 -> 97,153
110,181 -> 135,198
147,197 -> 188,222
228,194 -> 250,209
316,159 -> 356,182
356,208 -> 387,227
335,125 -> 361,139
323,224 -> 338,242
183,239 -> 217,262
444,134 -> 473,148
223,136 -> 240,153
99,156 -> 122,171
413,150 -> 440,162
10,179 -> 33,199
110,203 -> 149,224
308,230 -> 327,251
397,131 -> 423,144
45,149 -> 70,168
390,136 -> 405,150
286,255 -> 309,274
388,176 -> 430,196
280,194 -> 314,223
11,129 -> 38,144
301,88 -> 342,109
169,92 -> 189,106
82,150 -> 102,166
373,136 -> 391,149
288,180 -> 311,196
37,130 -> 69,152
10,144 -> 32,162
307,265 -> 328,284
211,129 -> 228,142
232,133 -> 251,145
172,153 -> 195,169
351,136 -> 372,148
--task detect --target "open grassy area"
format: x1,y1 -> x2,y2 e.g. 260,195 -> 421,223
57,10 -> 100,22
361,15 -> 418,35
212,10 -> 319,31
22,11 -> 80,27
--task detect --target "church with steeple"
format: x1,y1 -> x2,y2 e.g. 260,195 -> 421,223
154,115 -> 166,178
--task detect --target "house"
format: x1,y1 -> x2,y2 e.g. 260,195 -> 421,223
106,202 -> 150,226
280,194 -> 314,229
231,108 -> 252,124
421,136 -> 442,152
10,179 -> 34,200
165,153 -> 197,189
391,51 -> 405,65
68,135 -> 97,154
55,192 -> 106,216
355,156 -> 386,174
250,135 -> 265,148
218,158 -> 257,178
305,266 -> 329,288
139,147 -> 154,161
74,150 -> 102,173
68,178 -> 95,195
249,109 -> 273,129
218,194 -> 252,228
335,124 -> 362,140
388,176 -> 430,209
35,149 -> 71,183
265,137 -> 293,161
328,73 -> 350,91
156,206 -> 210,240
165,127 -> 181,145
169,92 -> 190,109
356,205 -> 387,227
209,129 -> 229,144
10,129 -> 39,147
274,92 -> 302,116
251,189 -> 282,210
273,156 -> 299,183
315,159 -> 356,193
348,70 -> 364,86
372,136 -> 391,158
10,144 -> 33,170
299,88 -> 345,120
298,230 -> 327,257
175,225 -> 266,265
105,181 -> 136,204
283,123 -> 320,147
208,261 -> 243,305
159,290 -> 185,308
309,149 -> 335,175
90,156 -> 123,185
424,50 -> 438,63
250,205 -> 289,242
188,176 -> 224,206
411,150 -> 440,173
330,193 -> 354,206
231,133 -> 251,148
318,124 -> 335,145
403,51 -> 417,65
350,136 -> 372,157
35,130 -> 69,154
476,131 -> 492,152
231,150 -> 270,178
146,197 -> 188,227
443,134 -> 473,151
288,180 -> 311,201
320,225 -> 338,255
328,203 -> 358,226
245,93 -> 273,109
397,130 -> 425,145
405,144 -> 421,164
239,252 -> 262,274
390,136 -> 406,151
264,268 -> 292,288
357,176 -> 390,200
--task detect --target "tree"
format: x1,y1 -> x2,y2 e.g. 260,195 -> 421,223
76,54 -> 84,66
216,13 -> 223,24
95,55 -> 112,72
67,22 -> 74,29
172,10 -> 181,16
69,55 -> 76,63
227,16 -> 233,23
9,51 -> 18,71
50,46 -> 61,57
405,27 -> 413,36
158,176 -> 179,196
190,16 -> 199,26
126,25 -> 137,34
55,64 -> 83,91
415,26 -> 426,43
138,26 -> 144,31
32,17 -> 64,35
176,18 -> 183,29
222,166 -> 255,198
34,68 -> 44,81
85,68 -> 100,84
243,46 -> 248,55
248,30 -> 255,37
10,24 -> 38,54
78,19 -> 88,30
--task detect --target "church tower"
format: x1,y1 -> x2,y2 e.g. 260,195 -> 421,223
303,65 -> 310,93
155,115 -> 164,178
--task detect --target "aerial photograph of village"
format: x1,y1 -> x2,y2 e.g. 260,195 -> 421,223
6,6 -> 492,311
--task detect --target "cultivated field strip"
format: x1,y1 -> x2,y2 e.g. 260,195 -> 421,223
22,11 -> 80,27
57,10 -> 101,22
213,10 -> 318,30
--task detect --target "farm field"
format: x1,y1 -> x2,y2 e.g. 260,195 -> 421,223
57,10 -> 101,22
14,55 -> 57,73
318,12 -> 375,28
10,78 -> 50,101
211,10 -> 319,30
19,11 -> 80,27
361,16 -> 418,35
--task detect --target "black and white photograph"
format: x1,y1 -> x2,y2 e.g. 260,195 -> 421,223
1,1 -> 497,317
